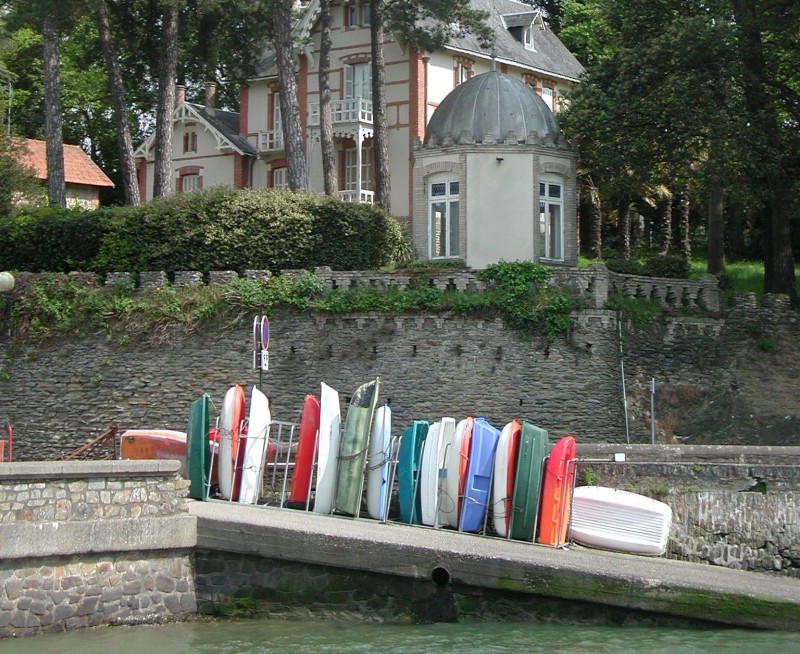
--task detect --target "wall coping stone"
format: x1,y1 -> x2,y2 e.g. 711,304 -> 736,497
577,443 -> 800,465
0,460 -> 181,481
0,514 -> 196,560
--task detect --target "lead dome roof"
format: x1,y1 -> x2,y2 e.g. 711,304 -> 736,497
424,70 -> 560,146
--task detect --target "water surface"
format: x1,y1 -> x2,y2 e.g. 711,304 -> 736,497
7,619 -> 800,654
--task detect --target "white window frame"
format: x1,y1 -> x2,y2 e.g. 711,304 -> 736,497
428,178 -> 460,260
346,4 -> 358,27
523,25 -> 535,50
181,173 -> 200,194
456,62 -> 470,86
345,63 -> 372,100
272,167 -> 288,190
541,86 -> 554,112
361,3 -> 370,25
344,147 -> 372,191
539,175 -> 564,261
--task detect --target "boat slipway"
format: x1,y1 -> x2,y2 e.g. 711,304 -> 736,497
189,500 -> 800,631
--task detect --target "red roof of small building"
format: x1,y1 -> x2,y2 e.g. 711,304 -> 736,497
19,138 -> 114,188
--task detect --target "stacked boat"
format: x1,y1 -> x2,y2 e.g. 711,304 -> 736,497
123,378 -> 673,556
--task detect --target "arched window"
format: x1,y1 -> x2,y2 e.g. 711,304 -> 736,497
429,177 -> 460,259
539,174 -> 563,261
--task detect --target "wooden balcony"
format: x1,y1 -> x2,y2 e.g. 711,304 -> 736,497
257,130 -> 283,153
309,98 -> 373,127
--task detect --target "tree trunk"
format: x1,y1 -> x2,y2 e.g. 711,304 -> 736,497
658,191 -> 672,255
319,0 -> 336,195
273,0 -> 308,192
588,182 -> 602,259
370,0 -> 390,212
706,136 -> 725,275
678,188 -> 691,260
731,0 -> 796,302
42,15 -> 66,209
152,2 -> 179,198
617,196 -> 631,260
728,200 -> 746,261
93,0 -> 140,206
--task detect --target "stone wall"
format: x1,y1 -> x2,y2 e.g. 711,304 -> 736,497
0,461 -> 197,638
0,270 -> 798,462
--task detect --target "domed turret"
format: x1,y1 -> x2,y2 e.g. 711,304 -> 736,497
424,70 -> 559,146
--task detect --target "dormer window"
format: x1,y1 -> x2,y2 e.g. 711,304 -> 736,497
523,24 -> 535,50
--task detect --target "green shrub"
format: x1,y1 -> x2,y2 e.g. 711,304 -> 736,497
0,206 -> 107,272
605,258 -> 642,275
641,255 -> 691,279
307,196 -> 405,270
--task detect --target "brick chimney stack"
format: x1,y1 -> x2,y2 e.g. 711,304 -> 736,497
175,84 -> 186,108
205,83 -> 216,117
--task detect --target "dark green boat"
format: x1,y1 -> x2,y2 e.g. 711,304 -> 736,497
509,421 -> 549,540
187,394 -> 210,500
334,379 -> 380,516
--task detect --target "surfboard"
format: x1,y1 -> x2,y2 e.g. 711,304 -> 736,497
571,486 -> 673,555
288,394 -> 321,507
313,382 -> 341,514
491,420 -> 521,537
459,417 -> 500,533
238,386 -> 271,505
418,421 -> 442,526
366,404 -> 392,520
439,417 -> 472,529
334,378 -> 381,516
186,396 -> 209,499
537,434 -> 577,546
398,420 -> 428,524
510,421 -> 549,541
218,384 -> 246,501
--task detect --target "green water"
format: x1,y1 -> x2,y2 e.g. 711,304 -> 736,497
5,619 -> 800,654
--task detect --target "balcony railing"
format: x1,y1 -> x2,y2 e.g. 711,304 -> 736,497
309,98 -> 373,126
257,130 -> 283,153
338,189 -> 375,204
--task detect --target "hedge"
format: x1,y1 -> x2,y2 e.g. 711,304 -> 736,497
0,188 -> 406,274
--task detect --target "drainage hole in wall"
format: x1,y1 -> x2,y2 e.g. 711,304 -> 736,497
431,566 -> 450,587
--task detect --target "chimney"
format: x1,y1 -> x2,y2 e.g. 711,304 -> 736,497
175,84 -> 186,108
205,82 -> 216,116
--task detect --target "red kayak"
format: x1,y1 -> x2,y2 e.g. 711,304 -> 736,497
536,434 -> 577,547
288,394 -> 321,506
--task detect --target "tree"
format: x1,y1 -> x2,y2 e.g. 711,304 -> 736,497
370,0 -> 390,211
319,0 -> 336,195
92,0 -> 139,205
730,0 -> 797,301
0,133 -> 41,214
272,0 -> 307,191
41,13 -> 65,208
152,1 -> 179,198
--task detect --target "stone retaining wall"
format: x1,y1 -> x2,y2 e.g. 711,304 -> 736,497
1,300 -> 798,462
0,461 -> 197,638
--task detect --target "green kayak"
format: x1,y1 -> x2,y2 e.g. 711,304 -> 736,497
510,421 -> 549,540
334,379 -> 380,516
187,394 -> 209,500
